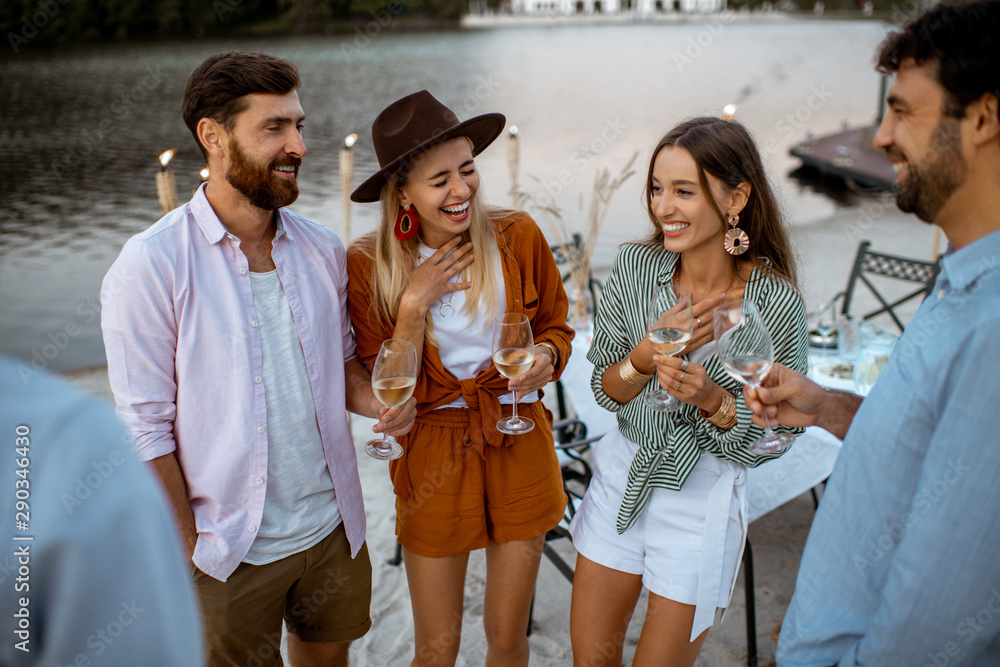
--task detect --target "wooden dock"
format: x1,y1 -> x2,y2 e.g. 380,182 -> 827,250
789,125 -> 896,191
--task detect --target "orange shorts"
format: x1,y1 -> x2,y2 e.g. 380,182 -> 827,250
391,401 -> 567,558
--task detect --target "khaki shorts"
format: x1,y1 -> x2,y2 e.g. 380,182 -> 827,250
193,523 -> 372,667
392,402 -> 567,558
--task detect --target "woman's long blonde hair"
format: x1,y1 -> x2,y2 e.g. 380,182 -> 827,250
354,162 -> 509,346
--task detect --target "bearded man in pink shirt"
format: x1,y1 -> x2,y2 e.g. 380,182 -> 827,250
101,51 -> 416,667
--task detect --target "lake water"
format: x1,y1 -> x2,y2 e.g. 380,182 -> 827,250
0,18 -> 893,372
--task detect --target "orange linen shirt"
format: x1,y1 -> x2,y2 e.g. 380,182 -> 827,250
346,210 -> 574,499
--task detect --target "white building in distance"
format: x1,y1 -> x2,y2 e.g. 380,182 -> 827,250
499,0 -> 725,16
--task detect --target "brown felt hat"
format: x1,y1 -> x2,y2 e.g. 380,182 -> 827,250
350,90 -> 506,203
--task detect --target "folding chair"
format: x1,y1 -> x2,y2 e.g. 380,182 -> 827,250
835,240 -> 940,333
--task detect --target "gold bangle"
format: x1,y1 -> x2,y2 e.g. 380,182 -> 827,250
703,392 -> 738,430
536,341 -> 559,367
618,355 -> 653,387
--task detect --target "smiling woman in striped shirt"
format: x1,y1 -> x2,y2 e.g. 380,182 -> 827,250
569,116 -> 808,666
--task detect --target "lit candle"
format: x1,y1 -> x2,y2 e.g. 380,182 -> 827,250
340,134 -> 357,241
722,104 -> 738,122
194,166 -> 210,197
507,125 -> 519,205
155,150 -> 179,215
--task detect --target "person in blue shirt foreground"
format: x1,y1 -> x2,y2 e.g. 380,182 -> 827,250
743,1 -> 1000,665
0,357 -> 203,666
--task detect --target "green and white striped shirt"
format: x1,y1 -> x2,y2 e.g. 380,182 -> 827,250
588,242 -> 809,533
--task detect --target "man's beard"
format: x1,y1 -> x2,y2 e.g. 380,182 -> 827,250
226,138 -> 301,211
894,116 -> 967,223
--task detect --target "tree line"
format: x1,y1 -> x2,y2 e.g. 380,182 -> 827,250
2,0 -> 467,45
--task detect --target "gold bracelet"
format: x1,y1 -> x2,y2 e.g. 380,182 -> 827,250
536,341 -> 559,367
618,355 -> 653,387
703,392 -> 738,430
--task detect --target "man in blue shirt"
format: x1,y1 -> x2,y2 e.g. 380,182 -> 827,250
0,357 -> 204,666
744,1 -> 1000,665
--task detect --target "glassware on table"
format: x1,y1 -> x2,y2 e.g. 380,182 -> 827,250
492,313 -> 536,435
644,284 -> 694,413
836,314 -> 861,361
364,338 -> 417,461
811,299 -> 839,350
853,336 -> 896,395
713,298 -> 796,455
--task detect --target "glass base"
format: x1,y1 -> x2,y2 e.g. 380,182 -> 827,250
364,438 -> 404,461
644,392 -> 683,413
497,416 -> 534,435
747,431 -> 796,456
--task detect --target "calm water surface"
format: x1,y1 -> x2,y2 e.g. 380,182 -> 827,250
0,19 -> 891,371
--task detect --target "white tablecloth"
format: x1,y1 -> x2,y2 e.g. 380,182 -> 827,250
559,336 -> 843,523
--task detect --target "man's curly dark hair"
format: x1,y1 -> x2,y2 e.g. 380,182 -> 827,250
876,0 -> 1000,119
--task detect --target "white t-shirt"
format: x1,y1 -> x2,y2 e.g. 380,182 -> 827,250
417,243 -> 538,408
243,270 -> 341,565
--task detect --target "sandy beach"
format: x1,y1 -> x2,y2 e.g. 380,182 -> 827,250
61,197 -> 937,666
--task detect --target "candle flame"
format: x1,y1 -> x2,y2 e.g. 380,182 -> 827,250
200,167 -> 210,181
509,125 -> 518,137
159,150 -> 175,167
344,133 -> 358,149
722,104 -> 738,121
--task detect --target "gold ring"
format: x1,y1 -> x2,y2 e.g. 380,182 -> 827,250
696,317 -> 702,326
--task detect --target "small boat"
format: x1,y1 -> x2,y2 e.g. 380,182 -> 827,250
789,76 -> 896,191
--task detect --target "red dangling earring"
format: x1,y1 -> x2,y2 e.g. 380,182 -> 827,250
394,205 -> 420,241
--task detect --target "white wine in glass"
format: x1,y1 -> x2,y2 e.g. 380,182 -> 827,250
713,299 -> 795,455
492,313 -> 535,434
644,284 -> 693,412
364,339 -> 417,461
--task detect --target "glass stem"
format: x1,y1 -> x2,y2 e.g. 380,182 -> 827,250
753,382 -> 776,435
510,390 -> 519,423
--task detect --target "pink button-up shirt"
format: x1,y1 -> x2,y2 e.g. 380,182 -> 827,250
101,185 -> 365,582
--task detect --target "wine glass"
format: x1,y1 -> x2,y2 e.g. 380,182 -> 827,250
492,313 -> 535,435
644,284 -> 694,413
364,339 -> 417,461
713,299 -> 796,455
814,299 -> 838,348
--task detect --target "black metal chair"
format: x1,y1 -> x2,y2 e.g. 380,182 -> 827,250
524,408 -> 604,636
835,240 -> 940,333
741,489 -> 824,667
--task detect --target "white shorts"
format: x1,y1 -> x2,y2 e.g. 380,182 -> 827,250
569,429 -> 747,640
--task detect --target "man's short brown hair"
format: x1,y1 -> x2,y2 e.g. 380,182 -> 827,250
182,51 -> 300,159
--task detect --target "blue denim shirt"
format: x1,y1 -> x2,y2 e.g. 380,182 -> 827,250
778,228 -> 1000,667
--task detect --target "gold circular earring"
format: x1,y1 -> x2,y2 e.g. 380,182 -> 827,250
724,213 -> 749,256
